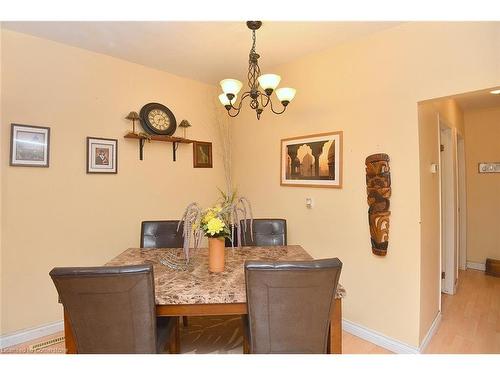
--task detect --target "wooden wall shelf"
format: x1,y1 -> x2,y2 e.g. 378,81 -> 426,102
124,132 -> 194,161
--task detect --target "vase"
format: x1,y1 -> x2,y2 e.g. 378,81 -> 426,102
208,237 -> 225,273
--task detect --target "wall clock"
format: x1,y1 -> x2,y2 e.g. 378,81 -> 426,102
139,102 -> 177,135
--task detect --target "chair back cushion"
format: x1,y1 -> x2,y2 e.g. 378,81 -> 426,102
240,219 -> 287,246
244,258 -> 342,353
141,220 -> 184,248
49,265 -> 157,353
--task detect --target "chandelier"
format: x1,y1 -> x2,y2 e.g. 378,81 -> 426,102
218,21 -> 296,120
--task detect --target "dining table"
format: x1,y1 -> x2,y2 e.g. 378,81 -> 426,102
62,245 -> 346,354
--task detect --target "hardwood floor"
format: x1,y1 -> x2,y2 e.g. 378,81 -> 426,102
424,269 -> 500,354
2,269 -> 498,354
342,332 -> 392,354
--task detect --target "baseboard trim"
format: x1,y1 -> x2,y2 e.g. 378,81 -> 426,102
466,262 -> 485,271
418,312 -> 441,353
342,319 -> 419,354
2,316 -> 440,353
0,320 -> 64,349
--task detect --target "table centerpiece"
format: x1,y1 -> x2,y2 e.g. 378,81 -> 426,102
179,190 -> 253,272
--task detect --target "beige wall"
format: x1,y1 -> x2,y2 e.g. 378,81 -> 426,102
418,98 -> 463,342
232,22 -> 500,347
464,106 -> 500,264
0,24 -> 3,335
0,30 -> 225,335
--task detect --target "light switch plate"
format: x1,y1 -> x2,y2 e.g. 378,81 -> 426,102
305,198 -> 313,208
478,162 -> 500,173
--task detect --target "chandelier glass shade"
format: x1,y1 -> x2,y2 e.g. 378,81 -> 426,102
218,21 -> 296,120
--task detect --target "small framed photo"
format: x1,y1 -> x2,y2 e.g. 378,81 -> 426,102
281,131 -> 343,188
10,124 -> 51,167
193,141 -> 213,168
86,137 -> 118,174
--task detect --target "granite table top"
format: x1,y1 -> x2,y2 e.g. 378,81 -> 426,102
106,245 -> 346,305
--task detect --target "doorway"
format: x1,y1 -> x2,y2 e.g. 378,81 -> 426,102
439,121 -> 457,295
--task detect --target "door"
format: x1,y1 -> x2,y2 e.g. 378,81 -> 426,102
439,123 -> 457,295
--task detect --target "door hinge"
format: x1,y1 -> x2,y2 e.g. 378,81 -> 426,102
441,271 -> 445,279
440,144 -> 445,152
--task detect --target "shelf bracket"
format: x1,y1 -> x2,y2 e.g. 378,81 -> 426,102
172,142 -> 180,162
139,138 -> 146,160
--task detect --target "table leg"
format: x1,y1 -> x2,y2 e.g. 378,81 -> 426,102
329,298 -> 342,354
169,319 -> 181,354
64,309 -> 77,354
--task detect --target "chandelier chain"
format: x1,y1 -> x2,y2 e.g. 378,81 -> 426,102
251,30 -> 256,54
247,30 -> 260,92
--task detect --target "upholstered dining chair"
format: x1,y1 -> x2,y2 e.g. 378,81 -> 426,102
140,220 -> 188,327
49,264 -> 179,354
240,219 -> 287,246
140,220 -> 184,248
242,258 -> 342,354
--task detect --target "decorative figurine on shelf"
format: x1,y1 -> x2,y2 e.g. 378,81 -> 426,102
365,153 -> 391,256
125,111 -> 140,134
178,119 -> 192,139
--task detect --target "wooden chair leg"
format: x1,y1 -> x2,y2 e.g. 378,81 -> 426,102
182,316 -> 188,327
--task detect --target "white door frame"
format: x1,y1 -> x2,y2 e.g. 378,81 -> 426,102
457,135 -> 467,270
438,116 -> 458,295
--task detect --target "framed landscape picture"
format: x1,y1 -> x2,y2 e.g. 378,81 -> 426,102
10,124 -> 51,167
86,137 -> 118,174
193,141 -> 213,168
280,131 -> 343,188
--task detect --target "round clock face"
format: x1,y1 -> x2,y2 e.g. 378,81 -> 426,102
148,109 -> 170,131
139,103 -> 177,135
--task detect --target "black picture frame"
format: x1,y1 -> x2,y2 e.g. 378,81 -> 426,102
86,137 -> 118,174
10,123 -> 51,167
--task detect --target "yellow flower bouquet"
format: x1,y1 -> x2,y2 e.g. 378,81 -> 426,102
200,205 -> 231,239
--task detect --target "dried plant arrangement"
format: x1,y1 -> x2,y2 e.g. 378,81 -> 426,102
170,101 -> 252,267
213,100 -> 233,195
178,190 -> 253,263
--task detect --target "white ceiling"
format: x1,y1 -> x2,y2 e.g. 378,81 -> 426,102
454,88 -> 500,111
2,21 -> 401,85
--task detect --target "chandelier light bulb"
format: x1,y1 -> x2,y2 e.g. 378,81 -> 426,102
258,74 -> 281,95
220,79 -> 243,95
276,87 -> 297,105
219,93 -> 237,107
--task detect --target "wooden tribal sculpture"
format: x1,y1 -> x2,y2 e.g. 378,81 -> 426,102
365,153 -> 391,256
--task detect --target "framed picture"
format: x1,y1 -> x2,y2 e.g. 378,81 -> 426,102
86,137 -> 118,174
280,131 -> 343,188
10,124 -> 50,167
193,141 -> 213,168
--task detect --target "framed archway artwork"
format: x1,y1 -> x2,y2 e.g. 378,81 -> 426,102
280,131 -> 343,188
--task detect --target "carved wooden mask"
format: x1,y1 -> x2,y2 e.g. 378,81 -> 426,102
365,153 -> 391,256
